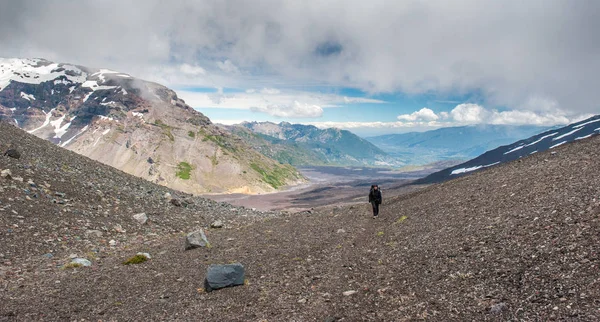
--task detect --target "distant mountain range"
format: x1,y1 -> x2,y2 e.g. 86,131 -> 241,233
225,121 -> 404,167
0,58 -> 305,194
417,115 -> 600,184
366,124 -> 552,165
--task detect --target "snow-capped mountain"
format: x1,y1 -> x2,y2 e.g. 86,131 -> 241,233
0,58 -> 304,194
416,115 -> 600,184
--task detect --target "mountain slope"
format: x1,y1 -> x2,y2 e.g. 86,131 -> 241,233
0,58 -> 304,194
2,118 -> 599,320
366,124 -> 551,165
231,121 -> 403,167
417,115 -> 600,184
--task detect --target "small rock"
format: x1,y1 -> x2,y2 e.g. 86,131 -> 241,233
42,253 -> 53,259
337,229 -> 346,234
297,298 -> 307,304
136,252 -> 151,259
54,192 -> 66,198
3,149 -> 20,159
113,224 -> 126,233
210,220 -> 224,229
343,290 -> 358,296
69,253 -> 78,259
12,177 -> 23,182
133,213 -> 148,225
0,169 -> 11,179
109,240 -> 117,246
324,317 -> 337,322
184,229 -> 210,250
490,302 -> 507,314
170,198 -> 182,207
164,192 -> 172,200
71,258 -> 92,267
84,230 -> 103,238
204,263 -> 245,292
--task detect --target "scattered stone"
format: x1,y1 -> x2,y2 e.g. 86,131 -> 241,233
113,224 -> 126,233
42,253 -> 53,259
170,198 -> 182,207
133,212 -> 148,225
164,192 -> 172,200
109,240 -> 117,246
137,252 -> 151,259
337,229 -> 346,234
70,258 -> 92,267
184,229 -> 210,250
3,149 -> 20,159
490,302 -> 507,314
204,263 -> 245,292
12,177 -> 23,182
1,169 -> 12,179
324,317 -> 337,322
85,230 -> 103,238
343,290 -> 358,296
54,192 -> 66,198
210,220 -> 224,228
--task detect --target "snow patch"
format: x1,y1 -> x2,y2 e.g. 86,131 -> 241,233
28,108 -> 56,133
530,151 -> 538,154
549,141 -> 567,149
13,118 -> 18,127
121,88 -> 128,95
504,145 -> 524,155
50,115 -> 76,139
0,58 -> 87,91
575,134 -> 593,140
82,92 -> 93,102
524,132 -> 558,147
100,101 -> 116,106
451,162 -> 500,175
102,128 -> 110,135
573,118 -> 600,128
60,125 -> 88,147
99,115 -> 116,122
553,128 -> 582,141
20,92 -> 35,101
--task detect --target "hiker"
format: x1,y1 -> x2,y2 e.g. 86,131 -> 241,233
369,184 -> 382,218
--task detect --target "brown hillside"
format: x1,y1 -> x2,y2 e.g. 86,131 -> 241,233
1,121 -> 599,321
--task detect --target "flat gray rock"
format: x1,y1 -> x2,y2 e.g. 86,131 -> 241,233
204,263 -> 245,292
184,229 -> 209,250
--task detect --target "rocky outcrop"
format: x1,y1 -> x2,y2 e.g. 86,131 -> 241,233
0,58 -> 305,194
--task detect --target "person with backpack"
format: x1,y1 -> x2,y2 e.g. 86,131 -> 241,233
369,184 -> 382,218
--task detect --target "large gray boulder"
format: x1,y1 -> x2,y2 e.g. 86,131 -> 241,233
204,263 -> 245,292
184,229 -> 209,250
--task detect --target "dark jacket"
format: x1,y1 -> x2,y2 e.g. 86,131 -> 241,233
369,188 -> 382,204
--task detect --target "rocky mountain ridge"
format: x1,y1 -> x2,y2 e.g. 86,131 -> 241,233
0,58 -> 304,194
418,115 -> 600,184
227,121 -> 403,167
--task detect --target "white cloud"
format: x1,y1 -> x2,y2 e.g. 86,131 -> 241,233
179,63 -> 206,75
216,60 -> 239,74
260,88 -> 281,95
449,104 -> 489,123
178,88 -> 385,118
397,108 -> 439,122
250,101 -> 323,118
3,1 -> 599,115
396,103 -> 581,127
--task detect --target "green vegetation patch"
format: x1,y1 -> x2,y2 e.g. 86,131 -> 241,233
176,162 -> 193,180
62,262 -> 83,269
188,130 -> 195,138
250,162 -> 299,189
154,119 -> 175,141
199,129 -> 237,152
395,215 -> 408,224
123,254 -> 148,265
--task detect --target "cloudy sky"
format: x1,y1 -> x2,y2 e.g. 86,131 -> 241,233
1,0 -> 598,135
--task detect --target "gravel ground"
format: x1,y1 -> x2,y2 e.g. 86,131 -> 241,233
1,121 -> 599,321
